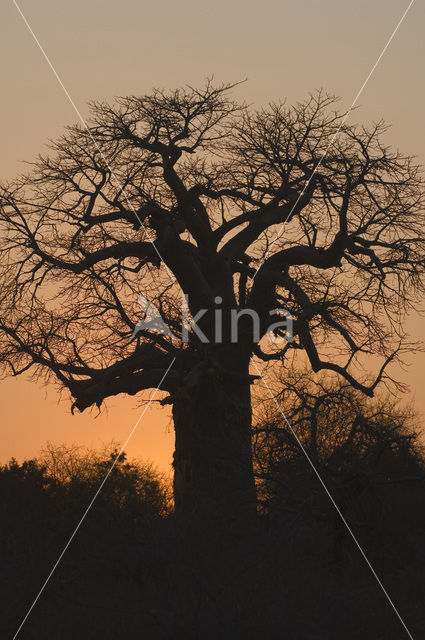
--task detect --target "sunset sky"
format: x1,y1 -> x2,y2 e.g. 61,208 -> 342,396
1,0 -> 424,474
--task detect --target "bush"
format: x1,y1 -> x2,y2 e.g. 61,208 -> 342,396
2,388 -> 425,639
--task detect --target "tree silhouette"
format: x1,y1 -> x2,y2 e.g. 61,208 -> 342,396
253,369 -> 424,521
0,81 -> 424,514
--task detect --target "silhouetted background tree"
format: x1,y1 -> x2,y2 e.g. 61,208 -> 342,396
253,369 -> 425,555
1,81 -> 424,516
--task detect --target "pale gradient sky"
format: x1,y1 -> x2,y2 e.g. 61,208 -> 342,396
0,0 -> 424,472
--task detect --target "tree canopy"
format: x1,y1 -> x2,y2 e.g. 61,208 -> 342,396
1,81 -> 423,413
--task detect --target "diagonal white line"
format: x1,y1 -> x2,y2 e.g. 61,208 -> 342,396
12,357 -> 176,640
252,360 -> 415,640
12,0 -> 175,283
252,0 -> 415,281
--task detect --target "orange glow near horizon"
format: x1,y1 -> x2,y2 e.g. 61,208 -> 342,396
1,0 -> 424,471
1,376 -> 175,473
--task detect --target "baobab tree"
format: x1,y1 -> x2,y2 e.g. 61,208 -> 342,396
0,81 -> 424,515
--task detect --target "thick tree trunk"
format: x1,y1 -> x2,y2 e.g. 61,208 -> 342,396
171,349 -> 257,518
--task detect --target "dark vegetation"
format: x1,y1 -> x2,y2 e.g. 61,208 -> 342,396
2,377 -> 425,639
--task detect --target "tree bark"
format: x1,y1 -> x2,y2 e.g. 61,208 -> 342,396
171,348 -> 257,518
